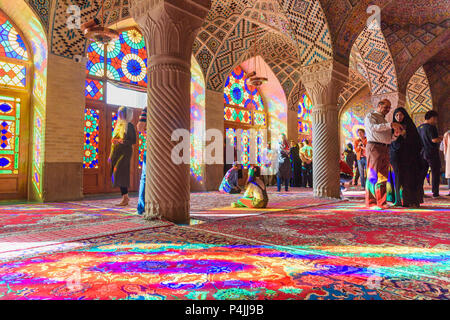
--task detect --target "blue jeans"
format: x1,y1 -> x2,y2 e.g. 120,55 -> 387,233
137,153 -> 146,214
277,176 -> 289,192
357,157 -> 367,189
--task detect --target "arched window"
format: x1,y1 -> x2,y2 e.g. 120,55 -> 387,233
84,28 -> 148,193
297,93 -> 312,140
223,66 -> 267,168
0,10 -> 31,198
84,28 -> 206,193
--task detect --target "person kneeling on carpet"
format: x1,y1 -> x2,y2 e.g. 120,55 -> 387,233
219,162 -> 241,194
232,166 -> 268,208
340,159 -> 354,192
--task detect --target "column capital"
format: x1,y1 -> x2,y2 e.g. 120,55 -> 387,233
299,59 -> 348,107
130,0 -> 211,62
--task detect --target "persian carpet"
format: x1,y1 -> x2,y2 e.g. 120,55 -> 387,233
1,226 -> 447,300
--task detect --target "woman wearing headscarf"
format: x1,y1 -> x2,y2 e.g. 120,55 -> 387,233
109,106 -> 137,206
387,107 -> 424,207
232,166 -> 268,208
276,134 -> 291,192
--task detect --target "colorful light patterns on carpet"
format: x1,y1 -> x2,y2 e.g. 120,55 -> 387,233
0,193 -> 448,300
0,95 -> 20,174
83,108 -> 100,169
0,11 -> 28,61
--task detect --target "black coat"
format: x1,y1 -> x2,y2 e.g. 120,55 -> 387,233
110,122 -> 137,188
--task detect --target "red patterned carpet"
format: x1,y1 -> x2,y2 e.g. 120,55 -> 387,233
0,189 -> 448,300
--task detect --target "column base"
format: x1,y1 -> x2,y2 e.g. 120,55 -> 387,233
314,186 -> 341,199
144,200 -> 190,224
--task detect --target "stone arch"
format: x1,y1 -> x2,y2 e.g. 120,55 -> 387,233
0,0 -> 48,200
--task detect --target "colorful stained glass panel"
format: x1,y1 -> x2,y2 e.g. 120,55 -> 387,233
224,66 -> 264,111
254,111 -> 266,126
0,11 -> 28,60
224,106 -> 252,124
83,108 -> 100,169
85,79 -> 104,100
298,94 -> 313,137
0,61 -> 26,87
107,29 -> 148,87
86,41 -> 105,77
0,95 -> 20,174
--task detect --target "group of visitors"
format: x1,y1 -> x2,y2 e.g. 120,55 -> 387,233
364,98 -> 448,209
110,100 -> 449,214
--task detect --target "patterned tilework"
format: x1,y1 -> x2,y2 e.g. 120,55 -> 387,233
206,19 -> 266,91
26,0 -> 51,30
242,1 -> 296,43
102,0 -> 131,25
206,0 -> 253,21
406,66 -> 433,115
337,69 -> 368,109
382,19 -> 450,89
50,0 -> 101,58
349,45 -> 369,83
279,0 -> 333,66
287,82 -> 305,113
355,25 -> 398,95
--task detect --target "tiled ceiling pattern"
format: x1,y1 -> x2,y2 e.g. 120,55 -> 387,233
278,0 -> 332,65
205,18 -> 267,90
406,66 -> 433,114
26,0 -> 52,30
354,23 -> 398,95
102,0 -> 131,25
337,69 -> 368,109
50,0 -> 101,58
382,18 -> 450,90
239,31 -> 301,99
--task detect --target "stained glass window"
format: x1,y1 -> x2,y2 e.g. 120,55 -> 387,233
107,29 -> 147,87
83,108 -> 100,169
298,94 -> 313,136
111,112 -> 118,136
224,106 -> 252,124
86,41 -> 105,77
224,66 -> 264,111
0,11 -> 28,61
85,79 -> 104,100
0,95 -> 20,174
0,61 -> 26,87
254,111 -> 266,126
32,108 -> 42,192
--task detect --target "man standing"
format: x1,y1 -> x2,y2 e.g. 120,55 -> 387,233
300,139 -> 313,188
354,128 -> 368,190
364,99 -> 403,209
418,111 -> 443,198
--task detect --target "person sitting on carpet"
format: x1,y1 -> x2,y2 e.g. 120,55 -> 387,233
219,162 -> 241,194
339,159 -> 354,192
232,166 -> 268,208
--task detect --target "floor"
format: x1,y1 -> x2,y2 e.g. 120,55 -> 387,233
0,186 -> 448,300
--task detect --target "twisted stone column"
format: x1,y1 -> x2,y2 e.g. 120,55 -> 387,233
130,0 -> 210,223
300,60 -> 348,199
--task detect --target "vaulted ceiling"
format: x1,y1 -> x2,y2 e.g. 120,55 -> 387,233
22,0 -> 450,100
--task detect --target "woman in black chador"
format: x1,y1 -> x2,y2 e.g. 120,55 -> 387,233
387,107 -> 424,207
